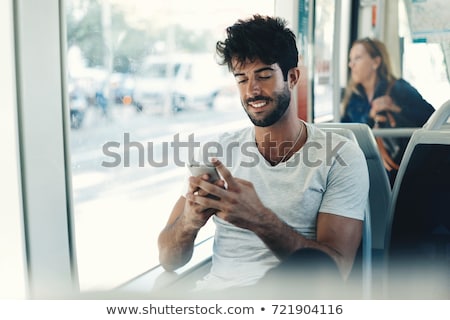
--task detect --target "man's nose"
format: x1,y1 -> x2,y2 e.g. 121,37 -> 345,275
246,77 -> 261,96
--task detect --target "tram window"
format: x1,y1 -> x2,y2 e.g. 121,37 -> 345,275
312,0 -> 335,122
402,42 -> 450,109
65,0 -> 274,292
399,0 -> 450,109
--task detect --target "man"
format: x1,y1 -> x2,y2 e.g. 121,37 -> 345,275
158,15 -> 369,294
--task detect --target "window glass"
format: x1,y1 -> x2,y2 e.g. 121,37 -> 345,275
399,0 -> 450,109
402,42 -> 450,109
65,0 -> 274,291
312,0 -> 335,122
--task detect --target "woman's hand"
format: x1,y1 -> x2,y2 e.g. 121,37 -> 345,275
370,95 -> 401,126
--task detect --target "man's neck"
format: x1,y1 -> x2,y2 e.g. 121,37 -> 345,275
254,116 -> 305,165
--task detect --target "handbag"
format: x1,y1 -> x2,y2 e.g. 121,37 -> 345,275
373,81 -> 400,172
375,123 -> 399,171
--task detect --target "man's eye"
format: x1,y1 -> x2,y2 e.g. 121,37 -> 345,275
258,72 -> 272,79
236,78 -> 247,84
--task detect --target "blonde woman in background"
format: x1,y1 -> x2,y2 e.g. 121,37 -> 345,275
341,37 -> 434,184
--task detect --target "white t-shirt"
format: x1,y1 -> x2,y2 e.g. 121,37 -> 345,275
193,122 -> 369,291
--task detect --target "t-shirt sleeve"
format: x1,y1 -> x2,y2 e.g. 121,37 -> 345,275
319,139 -> 369,220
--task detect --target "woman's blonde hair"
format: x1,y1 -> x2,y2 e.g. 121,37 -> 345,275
341,38 -> 397,113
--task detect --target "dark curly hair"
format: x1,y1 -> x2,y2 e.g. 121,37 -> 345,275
216,14 -> 298,81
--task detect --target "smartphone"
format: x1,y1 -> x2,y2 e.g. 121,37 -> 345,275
188,164 -> 220,182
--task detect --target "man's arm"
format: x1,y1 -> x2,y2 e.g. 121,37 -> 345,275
158,196 -> 198,271
187,159 -> 363,279
248,207 -> 362,279
158,175 -> 223,271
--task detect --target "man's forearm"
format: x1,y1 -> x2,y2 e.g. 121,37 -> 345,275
251,208 -> 348,277
158,214 -> 200,271
251,208 -> 314,259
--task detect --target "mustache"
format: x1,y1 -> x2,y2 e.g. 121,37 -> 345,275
246,95 -> 273,104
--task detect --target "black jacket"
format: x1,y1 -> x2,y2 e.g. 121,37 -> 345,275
342,78 -> 435,165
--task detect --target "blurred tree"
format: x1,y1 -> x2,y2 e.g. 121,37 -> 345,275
66,0 -> 149,71
66,0 -> 104,67
173,25 -> 215,53
66,0 -> 214,72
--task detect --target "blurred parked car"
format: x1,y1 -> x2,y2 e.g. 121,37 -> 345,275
132,54 -> 230,113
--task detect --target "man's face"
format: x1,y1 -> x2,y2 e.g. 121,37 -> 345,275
232,59 -> 291,127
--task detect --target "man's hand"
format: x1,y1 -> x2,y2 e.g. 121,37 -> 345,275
186,159 -> 268,230
184,172 -> 226,229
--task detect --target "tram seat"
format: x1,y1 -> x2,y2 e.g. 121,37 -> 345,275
423,99 -> 450,130
384,99 -> 450,298
316,123 -> 391,252
316,126 -> 373,298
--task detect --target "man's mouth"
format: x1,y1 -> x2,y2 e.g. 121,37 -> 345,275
248,101 -> 268,108
246,96 -> 272,109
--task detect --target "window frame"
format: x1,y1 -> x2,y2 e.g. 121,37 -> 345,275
13,0 -> 77,298
0,0 -> 28,299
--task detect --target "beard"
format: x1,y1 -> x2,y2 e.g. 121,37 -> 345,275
242,83 -> 291,127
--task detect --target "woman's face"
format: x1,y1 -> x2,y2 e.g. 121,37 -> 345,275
348,43 -> 379,86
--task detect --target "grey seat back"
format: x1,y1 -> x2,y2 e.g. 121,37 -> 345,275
384,100 -> 450,298
316,123 -> 391,251
423,99 -> 450,130
316,126 -> 372,298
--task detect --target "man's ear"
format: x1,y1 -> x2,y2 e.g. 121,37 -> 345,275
288,67 -> 300,89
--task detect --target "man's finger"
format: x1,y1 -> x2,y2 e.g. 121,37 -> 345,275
187,192 -> 221,211
211,158 -> 239,191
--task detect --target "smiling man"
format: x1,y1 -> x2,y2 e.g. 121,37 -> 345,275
158,15 -> 369,296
